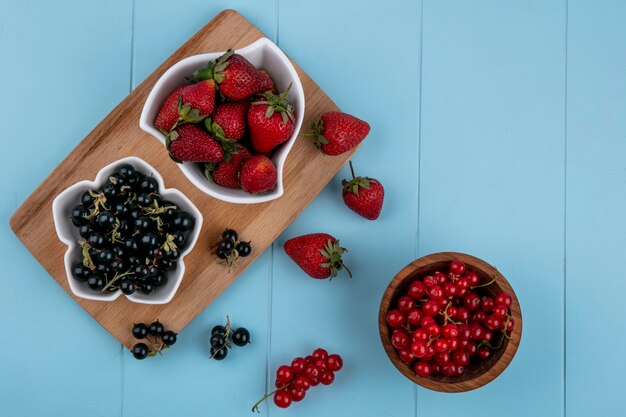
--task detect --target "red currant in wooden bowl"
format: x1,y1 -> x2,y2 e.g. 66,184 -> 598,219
379,252 -> 522,392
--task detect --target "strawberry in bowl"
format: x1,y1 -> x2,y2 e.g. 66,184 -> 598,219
140,38 -> 305,204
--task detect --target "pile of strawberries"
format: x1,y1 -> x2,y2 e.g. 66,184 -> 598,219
386,261 -> 516,378
155,49 -> 294,193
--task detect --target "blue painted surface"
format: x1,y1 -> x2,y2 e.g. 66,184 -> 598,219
1,1 -> 625,416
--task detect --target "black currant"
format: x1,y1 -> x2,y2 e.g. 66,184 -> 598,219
134,216 -> 153,233
218,239 -> 234,254
164,248 -> 181,261
211,325 -> 227,335
136,193 -> 154,207
127,207 -> 142,221
140,282 -> 155,295
71,205 -> 89,226
72,263 -> 91,282
132,323 -> 148,339
150,273 -> 168,287
87,233 -> 106,249
96,248 -> 114,264
211,346 -> 228,360
140,233 -> 159,249
134,264 -> 148,278
149,320 -> 164,336
236,241 -> 252,257
232,328 -> 250,346
81,190 -> 96,206
162,331 -> 177,346
120,278 -> 136,295
102,184 -> 118,201
111,258 -> 126,273
78,224 -> 94,238
139,176 -> 158,193
210,333 -> 226,348
95,263 -> 110,276
172,212 -> 194,231
112,245 -> 125,258
119,164 -> 136,178
147,265 -> 159,277
222,229 -> 238,242
172,231 -> 186,248
159,259 -> 176,271
124,237 -> 139,253
131,343 -> 149,360
87,275 -> 105,291
216,249 -> 228,260
113,201 -> 129,217
150,248 -> 163,259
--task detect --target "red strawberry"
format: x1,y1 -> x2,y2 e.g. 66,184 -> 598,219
155,86 -> 185,132
194,50 -> 267,100
248,87 -> 296,153
179,80 -> 216,120
205,145 -> 252,188
239,155 -> 277,194
209,100 -> 250,141
309,112 -> 370,156
341,161 -> 384,220
258,69 -> 276,93
167,124 -> 223,163
284,233 -> 351,279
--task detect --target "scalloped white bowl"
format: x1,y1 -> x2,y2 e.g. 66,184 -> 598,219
139,37 -> 305,204
51,156 -> 203,304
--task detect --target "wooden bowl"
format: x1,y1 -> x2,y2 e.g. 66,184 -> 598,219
379,252 -> 522,392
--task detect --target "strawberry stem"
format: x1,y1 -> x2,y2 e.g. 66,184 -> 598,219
349,161 -> 356,180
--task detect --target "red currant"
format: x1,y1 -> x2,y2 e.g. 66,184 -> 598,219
443,282 -> 457,297
467,343 -> 478,356
433,271 -> 447,285
435,338 -> 449,352
472,311 -> 486,323
312,348 -> 329,361
412,328 -> 428,343
485,315 -> 501,331
478,346 -> 492,361
386,309 -> 406,328
391,329 -> 410,350
463,292 -> 481,311
456,307 -> 470,323
470,324 -> 484,341
411,341 -> 428,358
434,351 -> 450,366
314,359 -> 327,371
495,293 -> 513,308
447,306 -> 458,318
442,363 -> 457,377
420,316 -> 436,328
457,324 -> 471,340
291,357 -> 308,374
482,329 -> 494,342
449,260 -> 466,276
293,375 -> 312,391
414,360 -> 432,377
448,338 -> 459,350
428,285 -> 444,300
493,305 -> 508,319
288,386 -> 306,402
426,323 -> 440,337
319,370 -> 335,385
397,295 -> 416,312
398,349 -> 416,364
408,280 -> 427,299
464,271 -> 480,286
276,365 -> 295,383
456,365 -> 466,376
273,391 -> 292,408
431,364 -> 441,375
305,365 -> 320,382
407,309 -> 423,326
423,275 -> 436,287
424,344 -> 436,360
422,300 -> 439,316
442,323 -> 459,339
480,296 -> 495,312
326,354 -> 343,372
451,349 -> 470,366
505,317 -> 515,332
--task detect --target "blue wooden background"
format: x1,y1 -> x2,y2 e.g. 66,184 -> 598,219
1,1 -> 624,416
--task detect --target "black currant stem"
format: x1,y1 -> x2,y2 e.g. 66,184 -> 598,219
251,385 -> 290,413
349,160 -> 356,179
100,269 -> 133,292
209,345 -> 227,359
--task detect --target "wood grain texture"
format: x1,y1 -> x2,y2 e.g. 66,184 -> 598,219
9,9 -> 354,349
379,252 -> 522,393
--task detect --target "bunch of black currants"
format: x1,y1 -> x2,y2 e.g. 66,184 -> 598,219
210,316 -> 250,360
131,320 -> 177,360
70,164 -> 195,296
216,228 -> 252,270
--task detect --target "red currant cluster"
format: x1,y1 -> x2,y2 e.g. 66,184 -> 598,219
252,348 -> 343,412
386,260 -> 515,378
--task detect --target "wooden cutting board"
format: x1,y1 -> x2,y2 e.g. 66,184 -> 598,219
9,9 -> 354,349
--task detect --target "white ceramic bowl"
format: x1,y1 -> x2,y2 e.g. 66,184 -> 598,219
139,37 -> 305,204
51,156 -> 203,304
